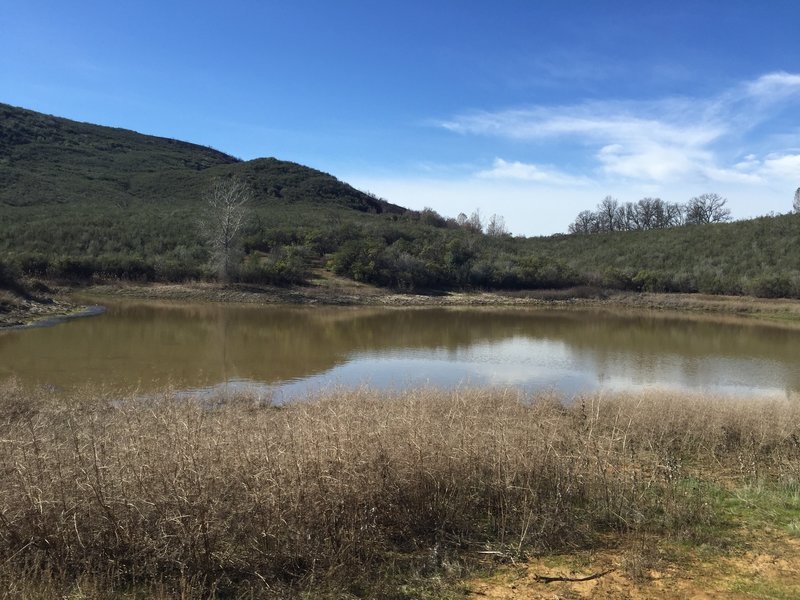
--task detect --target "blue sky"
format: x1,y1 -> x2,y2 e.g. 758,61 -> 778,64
3,1 -> 800,235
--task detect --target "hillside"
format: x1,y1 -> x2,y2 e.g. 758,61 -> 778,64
0,103 -> 409,282
523,213 -> 800,297
0,103 -> 402,214
1,102 -> 799,298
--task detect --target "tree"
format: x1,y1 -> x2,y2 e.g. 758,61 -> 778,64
656,200 -> 684,228
794,187 -> 800,213
486,213 -> 508,236
199,176 -> 252,282
597,196 -> 623,232
685,193 -> 731,225
568,210 -> 597,234
466,209 -> 483,233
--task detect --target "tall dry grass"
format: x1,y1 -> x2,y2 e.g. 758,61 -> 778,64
0,380 -> 798,597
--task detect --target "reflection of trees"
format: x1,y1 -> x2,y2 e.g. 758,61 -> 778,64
2,301 -> 799,395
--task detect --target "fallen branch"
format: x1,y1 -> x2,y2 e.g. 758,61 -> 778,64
534,568 -> 615,584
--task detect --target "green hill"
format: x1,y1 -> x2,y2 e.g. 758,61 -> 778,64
0,103 -> 402,213
1,102 -> 799,298
0,103 -> 409,282
521,213 -> 800,297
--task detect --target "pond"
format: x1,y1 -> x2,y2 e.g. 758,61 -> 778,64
1,299 -> 799,400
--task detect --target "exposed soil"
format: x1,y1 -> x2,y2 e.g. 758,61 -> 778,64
0,288 -> 86,329
80,270 -> 800,323
466,533 -> 800,599
5,269 -> 800,329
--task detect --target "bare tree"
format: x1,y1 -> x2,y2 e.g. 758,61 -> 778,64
199,176 -> 252,282
567,196 -> 683,235
651,200 -> 683,228
621,202 -> 640,231
597,196 -> 624,232
794,187 -> 800,213
466,209 -> 483,233
486,213 -> 508,236
568,210 -> 598,234
637,198 -> 661,229
685,193 -> 731,225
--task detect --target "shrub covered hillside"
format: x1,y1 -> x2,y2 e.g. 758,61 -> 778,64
1,102 -> 800,297
525,212 -> 800,298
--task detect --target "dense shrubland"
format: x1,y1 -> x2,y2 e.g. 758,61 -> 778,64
2,201 -> 800,297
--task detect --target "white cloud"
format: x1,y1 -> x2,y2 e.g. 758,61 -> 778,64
476,158 -> 587,185
596,142 -> 712,181
760,153 -> 800,180
700,166 -> 763,184
746,71 -> 800,100
440,72 -> 800,186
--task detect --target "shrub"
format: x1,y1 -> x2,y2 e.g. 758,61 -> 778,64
46,256 -> 98,282
746,274 -> 800,299
0,261 -> 23,294
238,246 -> 310,286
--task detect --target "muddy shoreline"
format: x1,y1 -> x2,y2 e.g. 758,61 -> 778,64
4,278 -> 800,329
82,280 -> 800,320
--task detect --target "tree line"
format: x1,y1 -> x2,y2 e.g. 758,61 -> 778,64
569,193 -> 731,234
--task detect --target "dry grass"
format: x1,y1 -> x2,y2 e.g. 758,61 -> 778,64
0,381 -> 799,598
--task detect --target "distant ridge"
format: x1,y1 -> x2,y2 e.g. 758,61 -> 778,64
0,102 -> 404,214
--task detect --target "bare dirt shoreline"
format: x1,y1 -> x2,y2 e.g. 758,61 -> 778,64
83,279 -> 800,322
4,274 -> 800,329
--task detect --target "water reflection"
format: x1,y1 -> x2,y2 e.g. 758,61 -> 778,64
1,300 -> 798,399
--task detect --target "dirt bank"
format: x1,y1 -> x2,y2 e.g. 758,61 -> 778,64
6,269 -> 800,329
80,276 -> 800,323
0,287 -> 89,329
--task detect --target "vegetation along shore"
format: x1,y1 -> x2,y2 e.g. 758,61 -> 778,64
0,383 -> 798,598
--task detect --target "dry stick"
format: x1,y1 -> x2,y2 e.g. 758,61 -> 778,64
534,568 -> 615,584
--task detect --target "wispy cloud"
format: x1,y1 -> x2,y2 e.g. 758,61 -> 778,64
476,158 -> 588,186
759,153 -> 800,180
440,72 -> 800,186
745,71 -> 800,100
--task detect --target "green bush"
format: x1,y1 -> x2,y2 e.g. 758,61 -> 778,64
0,260 -> 21,291
47,256 -> 98,282
746,274 -> 799,299
238,247 -> 310,286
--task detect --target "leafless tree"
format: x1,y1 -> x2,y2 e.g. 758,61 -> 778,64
466,209 -> 483,233
596,196 -> 624,232
486,213 -> 508,236
684,193 -> 731,225
653,200 -> 684,228
199,176 -> 252,282
794,187 -> 800,213
568,210 -> 598,234
637,198 -> 661,229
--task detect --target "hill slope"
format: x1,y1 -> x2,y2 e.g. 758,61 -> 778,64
1,102 -> 799,298
0,103 -> 402,214
0,103 -> 410,282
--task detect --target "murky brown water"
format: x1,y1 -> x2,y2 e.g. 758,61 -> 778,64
1,299 -> 799,399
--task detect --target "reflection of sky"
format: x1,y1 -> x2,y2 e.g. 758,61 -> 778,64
189,335 -> 795,402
